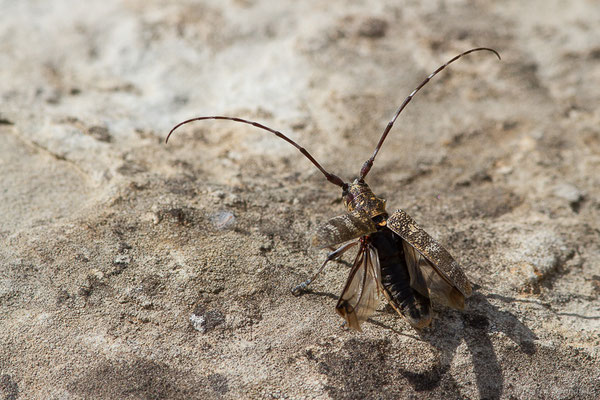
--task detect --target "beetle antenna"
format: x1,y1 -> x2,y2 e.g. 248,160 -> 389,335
166,116 -> 346,188
359,47 -> 501,180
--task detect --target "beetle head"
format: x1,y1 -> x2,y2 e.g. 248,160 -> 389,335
342,179 -> 387,219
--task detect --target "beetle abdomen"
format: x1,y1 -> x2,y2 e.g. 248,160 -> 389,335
370,229 -> 432,328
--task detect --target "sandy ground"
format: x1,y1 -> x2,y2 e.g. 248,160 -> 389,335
1,0 -> 599,399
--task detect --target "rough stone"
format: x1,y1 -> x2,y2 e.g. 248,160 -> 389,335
1,1 -> 599,399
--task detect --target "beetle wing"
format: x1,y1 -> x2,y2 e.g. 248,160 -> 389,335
335,244 -> 380,331
387,209 -> 472,299
403,241 -> 465,309
401,241 -> 430,298
312,210 -> 377,249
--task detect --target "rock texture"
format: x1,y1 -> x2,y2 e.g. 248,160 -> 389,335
1,1 -> 599,399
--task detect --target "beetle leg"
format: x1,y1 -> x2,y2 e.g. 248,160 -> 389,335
291,241 -> 358,296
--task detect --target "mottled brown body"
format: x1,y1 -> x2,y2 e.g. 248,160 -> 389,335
315,179 -> 471,330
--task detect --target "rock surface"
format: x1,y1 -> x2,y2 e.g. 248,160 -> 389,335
1,1 -> 599,399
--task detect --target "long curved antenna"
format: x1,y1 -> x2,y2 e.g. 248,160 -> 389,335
359,47 -> 501,180
166,116 -> 346,188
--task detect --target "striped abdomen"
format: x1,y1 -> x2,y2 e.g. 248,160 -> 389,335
370,228 -> 432,328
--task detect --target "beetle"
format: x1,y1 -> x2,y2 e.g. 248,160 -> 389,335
166,47 -> 501,331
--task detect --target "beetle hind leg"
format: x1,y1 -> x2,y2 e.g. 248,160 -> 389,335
291,241 -> 357,296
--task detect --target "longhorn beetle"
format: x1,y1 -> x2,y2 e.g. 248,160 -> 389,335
166,47 -> 501,331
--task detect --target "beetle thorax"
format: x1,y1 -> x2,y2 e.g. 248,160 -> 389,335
342,179 -> 387,219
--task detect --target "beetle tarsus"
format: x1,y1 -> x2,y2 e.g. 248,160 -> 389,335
291,282 -> 309,297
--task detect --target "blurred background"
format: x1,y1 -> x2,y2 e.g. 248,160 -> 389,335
1,1 -> 599,399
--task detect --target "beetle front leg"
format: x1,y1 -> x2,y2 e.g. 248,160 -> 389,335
291,241 -> 358,296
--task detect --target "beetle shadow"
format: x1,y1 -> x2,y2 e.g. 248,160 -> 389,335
370,291 -> 538,399
297,279 -> 537,399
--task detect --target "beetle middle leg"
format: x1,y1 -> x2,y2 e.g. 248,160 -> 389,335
291,241 -> 358,296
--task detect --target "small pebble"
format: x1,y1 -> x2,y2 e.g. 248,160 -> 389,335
210,211 -> 236,230
552,183 -> 583,203
114,254 -> 131,265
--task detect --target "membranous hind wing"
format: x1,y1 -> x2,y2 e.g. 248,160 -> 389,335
387,210 -> 472,309
335,245 -> 381,331
402,242 -> 466,309
312,209 -> 377,249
